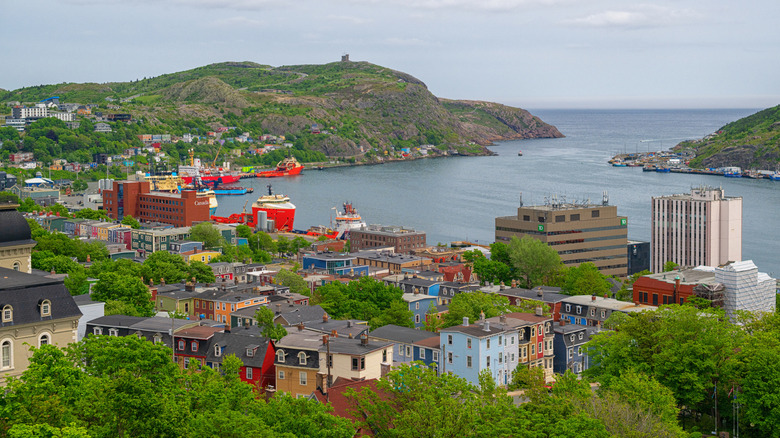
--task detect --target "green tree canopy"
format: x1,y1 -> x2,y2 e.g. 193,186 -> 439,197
255,306 -> 288,341
274,269 -> 309,296
91,272 -> 155,317
120,214 -> 141,229
442,292 -> 510,328
561,262 -> 613,296
314,277 -> 411,329
189,222 -> 225,249
507,235 -> 563,289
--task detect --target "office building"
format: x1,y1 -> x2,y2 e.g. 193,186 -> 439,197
350,225 -> 426,254
102,180 -> 210,227
495,196 -> 628,277
651,186 -> 741,273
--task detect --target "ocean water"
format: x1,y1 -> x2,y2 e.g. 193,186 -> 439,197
215,108 -> 780,277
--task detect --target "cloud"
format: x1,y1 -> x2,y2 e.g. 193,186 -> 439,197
384,37 -> 431,46
564,5 -> 700,28
209,16 -> 264,27
325,15 -> 372,25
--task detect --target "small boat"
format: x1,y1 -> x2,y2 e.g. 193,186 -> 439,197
517,151 -> 523,156
724,172 -> 742,178
642,165 -> 657,172
655,167 -> 671,173
211,187 -> 254,196
770,173 -> 780,181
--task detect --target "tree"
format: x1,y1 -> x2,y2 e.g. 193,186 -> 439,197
442,292 -> 510,328
369,300 -> 414,329
255,307 -> 288,341
507,236 -> 563,288
314,277 -> 410,329
274,269 -> 309,296
70,179 -> 88,192
189,222 -> 225,249
188,260 -> 216,284
510,299 -> 551,317
91,272 -> 155,316
120,214 -> 141,229
662,261 -> 679,272
561,263 -> 612,296
422,304 -> 443,333
73,208 -> 109,221
141,250 -> 191,284
0,191 -> 20,204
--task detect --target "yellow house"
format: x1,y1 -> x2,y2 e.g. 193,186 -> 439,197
180,248 -> 221,264
93,223 -> 122,241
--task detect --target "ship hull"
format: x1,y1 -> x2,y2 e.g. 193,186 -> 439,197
256,166 -> 304,178
252,205 -> 296,231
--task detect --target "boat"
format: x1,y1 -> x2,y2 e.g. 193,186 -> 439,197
305,225 -> 339,240
655,167 -> 671,173
642,165 -> 657,172
211,185 -> 295,232
612,161 -> 627,167
178,149 -> 241,186
211,187 -> 254,196
517,151 -> 523,156
724,171 -> 742,178
771,173 -> 780,181
333,202 -> 367,237
256,156 -> 304,178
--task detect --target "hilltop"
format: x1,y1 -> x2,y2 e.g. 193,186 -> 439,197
0,61 -> 563,158
673,105 -> 780,170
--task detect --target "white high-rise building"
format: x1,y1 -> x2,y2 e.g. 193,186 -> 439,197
651,186 -> 742,273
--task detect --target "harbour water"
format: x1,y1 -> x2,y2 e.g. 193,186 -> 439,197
215,108 -> 779,277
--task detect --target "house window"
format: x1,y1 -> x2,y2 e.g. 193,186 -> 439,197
578,346 -> 583,355
433,350 -> 439,362
351,357 -> 365,371
499,352 -> 503,364
511,353 -> 515,362
579,332 -> 584,340
108,328 -> 119,337
1,340 -> 11,369
601,310 -> 606,319
486,339 -> 490,349
278,370 -> 285,380
531,345 -> 535,355
538,342 -> 542,353
565,304 -> 571,312
246,367 -> 253,379
300,371 -> 308,385
486,356 -> 491,368
467,338 -> 472,349
448,352 -> 453,364
153,334 -> 162,344
498,336 -> 502,346
576,306 -> 582,314
447,335 -> 453,345
12,262 -> 20,271
467,356 -> 472,368
191,341 -> 198,352
545,324 -> 550,334
531,327 -> 536,337
568,348 -> 574,359
40,300 -> 51,317
415,314 -> 420,324
276,350 -> 286,362
570,334 -> 575,342
383,349 -> 387,362
39,333 -> 50,347
93,327 -> 103,335
510,336 -> 514,345
178,340 -> 185,350
298,352 -> 307,365
2,305 -> 12,323
519,331 -> 524,340
415,302 -> 420,310
590,308 -> 595,317
214,345 -> 221,356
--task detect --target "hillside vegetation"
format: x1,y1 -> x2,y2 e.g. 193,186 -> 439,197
1,61 -> 562,159
674,105 -> 780,169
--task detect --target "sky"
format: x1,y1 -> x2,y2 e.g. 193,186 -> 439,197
2,0 -> 779,109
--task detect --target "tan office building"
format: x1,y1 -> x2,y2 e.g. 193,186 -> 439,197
651,187 -> 742,273
495,201 -> 628,277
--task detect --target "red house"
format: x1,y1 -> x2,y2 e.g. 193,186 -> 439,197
206,329 -> 276,390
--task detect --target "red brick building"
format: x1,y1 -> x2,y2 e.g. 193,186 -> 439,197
632,269 -> 716,306
102,180 -> 210,227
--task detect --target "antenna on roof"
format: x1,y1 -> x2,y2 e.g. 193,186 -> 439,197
519,192 -> 523,207
602,191 -> 609,206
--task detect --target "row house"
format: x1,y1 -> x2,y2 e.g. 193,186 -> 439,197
231,303 -> 327,329
92,222 -> 122,241
274,328 -> 393,398
369,324 -> 440,369
438,282 -> 481,305
108,227 -> 133,250
180,248 -> 221,264
402,293 -> 437,328
86,315 -> 200,348
396,277 -> 441,299
193,288 -> 268,324
559,295 -> 656,327
552,321 -> 597,376
208,262 -> 250,283
353,251 -> 432,273
131,226 -> 191,255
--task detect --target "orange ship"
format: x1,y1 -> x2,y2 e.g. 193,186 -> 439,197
256,156 -> 304,178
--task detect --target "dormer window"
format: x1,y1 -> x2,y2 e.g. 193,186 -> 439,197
276,349 -> 285,362
246,348 -> 254,357
2,305 -> 12,323
178,340 -> 185,351
298,352 -> 307,365
108,328 -> 119,337
93,327 -> 103,335
153,334 -> 162,344
191,341 -> 198,352
214,345 -> 221,357
40,300 -> 51,317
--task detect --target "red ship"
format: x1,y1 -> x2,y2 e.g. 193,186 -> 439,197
211,185 -> 296,232
178,149 -> 241,186
256,156 -> 304,178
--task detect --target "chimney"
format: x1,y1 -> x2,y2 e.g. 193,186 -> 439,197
535,307 -> 543,316
347,321 -> 353,328
275,304 -> 281,314
463,316 -> 469,326
323,314 -> 329,323
86,254 -> 91,263
322,335 -> 329,345
500,315 -> 506,324
511,280 -> 517,288
484,321 -> 491,332
331,329 -> 338,337
297,322 -> 304,332
360,332 -> 369,345
559,319 -> 566,326
479,310 -> 485,321
50,269 -> 55,275
348,333 -> 353,339
591,295 -> 596,301
161,278 -> 165,286
603,293 -> 607,298
536,288 -> 543,297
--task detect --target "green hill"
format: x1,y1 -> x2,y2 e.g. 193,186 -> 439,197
0,61 -> 563,159
674,105 -> 780,169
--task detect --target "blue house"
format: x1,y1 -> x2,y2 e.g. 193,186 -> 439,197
552,323 -> 597,376
370,324 -> 440,369
440,317 -> 515,387
402,293 -> 437,329
398,277 -> 441,298
302,252 -> 357,274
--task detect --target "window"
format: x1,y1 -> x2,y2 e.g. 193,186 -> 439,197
415,302 -> 420,310
2,305 -> 12,323
486,356 -> 491,368
209,302 -> 214,310
486,339 -> 490,349
214,345 -> 221,357
246,367 -> 253,379
328,354 -> 333,368
12,262 -> 20,271
467,356 -> 472,368
510,336 -> 515,345
153,334 -> 162,344
519,331 -> 524,340
578,346 -> 583,355
523,215 -> 530,221
109,328 -> 119,337
93,327 -> 103,335
433,351 -> 439,362
39,333 -> 50,347
447,335 -> 453,345
448,352 -> 453,364
415,314 -> 420,324
398,345 -> 405,357
499,336 -> 502,346
578,332 -> 584,340
383,349 -> 387,362
467,338 -> 472,349
40,300 -> 51,317
565,304 -> 571,312
298,352 -> 307,365
300,371 -> 308,385
538,342 -> 542,353
191,341 -> 198,352
576,306 -> 582,314
499,352 -> 503,363
601,310 -> 606,319
568,348 -> 574,359
405,346 -> 412,357
531,345 -> 535,355
555,215 -> 565,222
570,214 -> 580,221
590,308 -> 595,317
178,340 -> 185,350
276,350 -> 286,362
1,340 -> 11,369
591,210 -> 600,218
531,327 -> 536,337
511,353 -> 515,362
278,370 -> 285,380
351,357 -> 365,371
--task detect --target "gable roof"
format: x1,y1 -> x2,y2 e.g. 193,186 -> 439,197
370,324 -> 435,345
